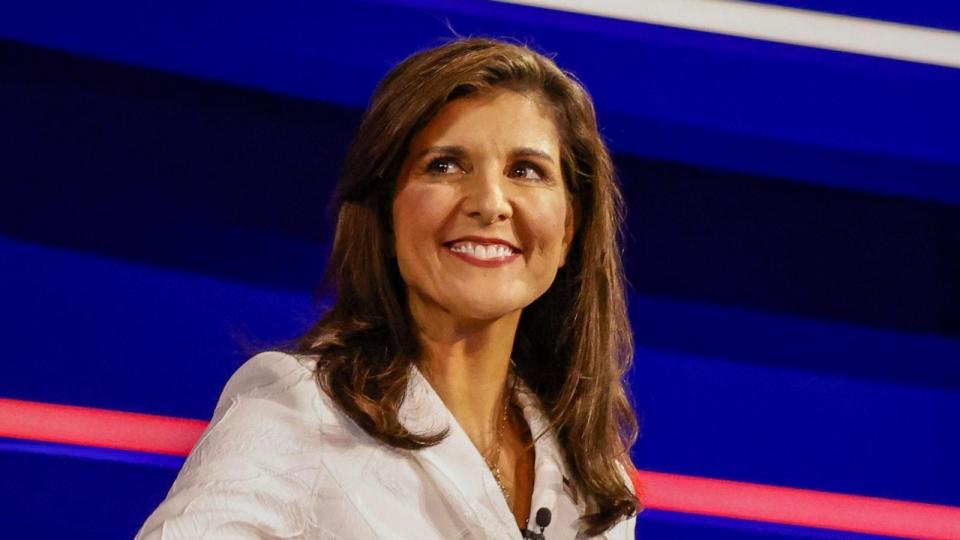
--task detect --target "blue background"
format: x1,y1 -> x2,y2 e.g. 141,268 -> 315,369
1,1 -> 958,538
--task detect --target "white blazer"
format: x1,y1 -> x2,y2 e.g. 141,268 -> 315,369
136,351 -> 636,539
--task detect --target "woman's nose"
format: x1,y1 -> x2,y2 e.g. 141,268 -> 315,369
462,168 -> 513,224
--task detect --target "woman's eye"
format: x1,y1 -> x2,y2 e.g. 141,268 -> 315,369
510,162 -> 545,182
425,157 -> 462,175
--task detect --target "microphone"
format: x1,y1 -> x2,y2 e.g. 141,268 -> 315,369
520,507 -> 551,539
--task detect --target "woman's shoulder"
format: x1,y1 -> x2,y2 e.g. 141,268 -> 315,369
216,351 -> 315,401
134,351 -> 374,539
178,351 -> 333,474
200,350 -> 347,446
168,351 -> 348,490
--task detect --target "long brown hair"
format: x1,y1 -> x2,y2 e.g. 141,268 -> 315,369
295,37 -> 639,534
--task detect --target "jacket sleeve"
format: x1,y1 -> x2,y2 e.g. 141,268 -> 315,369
134,352 -> 331,540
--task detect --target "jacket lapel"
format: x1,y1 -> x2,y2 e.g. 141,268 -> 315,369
399,365 -> 522,539
400,365 -> 592,540
515,382 -> 586,540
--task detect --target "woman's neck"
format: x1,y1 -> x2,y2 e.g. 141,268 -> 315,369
413,303 -> 521,449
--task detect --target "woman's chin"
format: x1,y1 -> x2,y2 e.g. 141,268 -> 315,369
450,299 -> 525,325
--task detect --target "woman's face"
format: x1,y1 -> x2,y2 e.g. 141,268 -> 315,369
392,89 -> 575,328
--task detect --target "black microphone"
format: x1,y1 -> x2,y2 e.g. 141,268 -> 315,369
535,508 -> 551,530
520,507 -> 551,539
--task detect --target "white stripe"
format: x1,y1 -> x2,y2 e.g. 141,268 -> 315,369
496,0 -> 960,69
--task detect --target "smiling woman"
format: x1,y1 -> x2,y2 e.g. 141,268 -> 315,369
137,38 -> 639,540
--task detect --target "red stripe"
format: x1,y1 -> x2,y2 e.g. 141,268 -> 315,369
635,470 -> 960,539
0,398 -> 207,456
2,398 -> 958,538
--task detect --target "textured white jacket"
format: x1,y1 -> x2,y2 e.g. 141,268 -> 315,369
135,351 -> 636,539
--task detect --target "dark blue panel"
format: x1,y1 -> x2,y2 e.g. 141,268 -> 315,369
0,441 -> 179,539
0,235 -> 317,418
1,0 -> 958,204
602,111 -> 960,207
630,295 -> 960,390
0,439 -> 184,469
629,345 -> 960,507
747,0 -> 960,32
1,39 -> 341,291
620,155 -> 960,340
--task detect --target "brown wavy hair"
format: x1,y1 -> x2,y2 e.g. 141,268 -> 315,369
295,37 -> 639,534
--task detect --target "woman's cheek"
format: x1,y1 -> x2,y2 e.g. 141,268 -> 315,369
530,196 -> 571,258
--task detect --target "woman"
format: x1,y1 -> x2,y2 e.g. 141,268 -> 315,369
137,37 -> 640,539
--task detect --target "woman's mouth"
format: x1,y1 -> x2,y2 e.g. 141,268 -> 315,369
444,240 -> 521,267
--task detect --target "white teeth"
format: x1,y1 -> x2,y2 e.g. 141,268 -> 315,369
448,242 -> 515,260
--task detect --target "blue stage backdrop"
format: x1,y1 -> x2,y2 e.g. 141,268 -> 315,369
1,1 -> 958,538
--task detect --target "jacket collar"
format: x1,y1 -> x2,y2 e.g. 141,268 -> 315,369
400,364 -> 585,540
514,382 -> 586,538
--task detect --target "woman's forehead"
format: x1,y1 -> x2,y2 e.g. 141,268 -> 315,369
408,90 -> 561,161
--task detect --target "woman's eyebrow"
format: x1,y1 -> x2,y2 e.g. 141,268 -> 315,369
412,145 -> 469,161
510,147 -> 557,165
411,145 -> 556,165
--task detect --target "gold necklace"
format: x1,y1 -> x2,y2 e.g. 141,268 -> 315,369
485,390 -> 513,510
485,390 -> 512,508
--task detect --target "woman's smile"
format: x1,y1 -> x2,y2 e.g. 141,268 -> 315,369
443,237 -> 522,267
